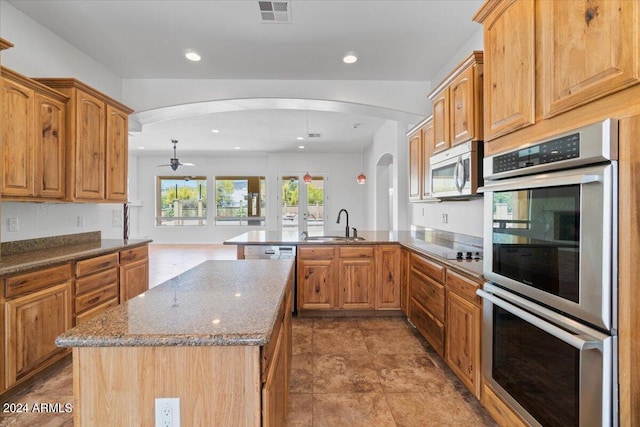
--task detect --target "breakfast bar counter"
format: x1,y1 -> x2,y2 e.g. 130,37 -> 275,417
57,259 -> 295,426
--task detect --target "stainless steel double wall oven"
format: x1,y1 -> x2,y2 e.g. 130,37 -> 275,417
478,119 -> 618,427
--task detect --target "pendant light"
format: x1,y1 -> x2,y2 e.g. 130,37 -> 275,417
303,110 -> 312,184
355,123 -> 366,184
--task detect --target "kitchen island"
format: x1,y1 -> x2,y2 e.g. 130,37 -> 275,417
56,259 -> 294,426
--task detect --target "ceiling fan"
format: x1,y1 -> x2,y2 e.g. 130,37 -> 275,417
157,139 -> 195,171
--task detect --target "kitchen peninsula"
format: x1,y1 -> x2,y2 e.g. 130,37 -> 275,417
56,259 -> 294,427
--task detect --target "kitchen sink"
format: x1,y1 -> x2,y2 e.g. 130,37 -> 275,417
304,236 -> 366,242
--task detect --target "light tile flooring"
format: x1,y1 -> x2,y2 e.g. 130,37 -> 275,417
0,244 -> 496,427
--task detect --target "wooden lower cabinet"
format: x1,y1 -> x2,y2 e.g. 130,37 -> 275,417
338,246 -> 375,309
262,312 -> 287,427
74,253 -> 119,325
119,245 -> 149,302
4,266 -> 72,390
375,245 -> 402,309
409,296 -> 445,357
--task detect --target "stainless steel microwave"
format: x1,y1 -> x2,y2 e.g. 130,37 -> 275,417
429,140 -> 483,198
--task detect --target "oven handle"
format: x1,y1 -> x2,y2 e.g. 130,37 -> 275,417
477,289 -> 603,351
478,173 -> 600,193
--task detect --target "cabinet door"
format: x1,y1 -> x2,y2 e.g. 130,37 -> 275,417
2,78 -> 34,196
481,0 -> 535,140
421,119 -> 434,199
400,249 -> 410,315
408,131 -> 422,200
297,260 -> 335,309
431,90 -> 450,153
445,290 -> 481,398
338,258 -> 375,309
106,104 -> 128,201
541,0 -> 640,117
119,258 -> 149,302
34,93 -> 65,198
376,245 -> 401,309
449,66 -> 477,145
262,322 -> 287,427
5,282 -> 72,387
74,90 -> 105,200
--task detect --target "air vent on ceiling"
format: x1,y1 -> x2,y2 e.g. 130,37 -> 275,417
258,1 -> 291,23
308,133 -> 322,139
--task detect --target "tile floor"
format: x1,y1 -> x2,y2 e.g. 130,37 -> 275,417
0,244 -> 497,426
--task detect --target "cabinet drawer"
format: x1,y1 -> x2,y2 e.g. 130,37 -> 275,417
410,270 -> 445,322
446,270 -> 481,306
75,298 -> 118,324
409,297 -> 444,357
120,245 -> 148,264
411,253 -> 445,283
5,264 -> 72,298
338,245 -> 374,259
298,246 -> 336,260
76,252 -> 119,277
75,267 -> 118,296
75,282 -> 118,313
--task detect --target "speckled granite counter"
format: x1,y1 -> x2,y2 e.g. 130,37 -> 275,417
225,229 -> 484,280
0,233 -> 152,277
56,259 -> 294,347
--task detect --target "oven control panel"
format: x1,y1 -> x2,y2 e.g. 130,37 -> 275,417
492,133 -> 580,174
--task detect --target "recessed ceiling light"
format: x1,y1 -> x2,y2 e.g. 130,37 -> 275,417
185,51 -> 201,62
234,146 -> 241,150
343,52 -> 358,64
137,146 -> 145,150
211,129 -> 220,133
296,136 -> 304,140
298,145 -> 305,149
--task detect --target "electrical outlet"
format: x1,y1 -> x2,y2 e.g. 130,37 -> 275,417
77,216 -> 85,227
155,398 -> 180,427
7,217 -> 18,232
442,213 -> 448,224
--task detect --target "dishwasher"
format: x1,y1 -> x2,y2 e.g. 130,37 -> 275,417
244,245 -> 297,314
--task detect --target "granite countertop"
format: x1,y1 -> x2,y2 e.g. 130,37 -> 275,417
56,259 -> 294,348
0,238 -> 152,277
225,230 -> 484,280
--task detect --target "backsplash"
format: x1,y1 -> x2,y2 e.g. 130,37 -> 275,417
1,231 -> 101,256
410,197 -> 484,238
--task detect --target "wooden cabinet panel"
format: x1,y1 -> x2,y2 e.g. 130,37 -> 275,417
5,282 -> 71,387
445,290 -> 481,398
338,258 -> 375,309
431,90 -> 450,153
76,252 -> 119,277
338,245 -> 374,259
475,0 -> 535,140
449,66 -> 478,145
410,270 -> 445,322
120,245 -> 148,264
409,297 -> 444,357
119,258 -> 149,302
298,245 -> 335,259
376,245 -> 401,309
105,104 -> 128,201
34,93 -> 66,198
400,248 -> 410,314
408,130 -> 422,200
297,259 -> 335,309
75,282 -> 118,313
446,270 -> 481,304
5,264 -> 72,299
540,0 -> 640,118
2,77 -> 34,196
410,252 -> 445,283
421,119 -> 434,199
75,298 -> 118,325
74,90 -> 105,200
262,322 -> 287,427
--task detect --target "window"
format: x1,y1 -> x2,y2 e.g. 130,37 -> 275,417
156,176 -> 207,226
215,176 -> 266,225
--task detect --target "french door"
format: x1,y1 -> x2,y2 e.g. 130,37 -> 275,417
278,173 -> 328,239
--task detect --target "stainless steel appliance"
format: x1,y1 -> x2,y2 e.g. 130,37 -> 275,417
429,140 -> 483,198
478,118 -> 618,427
244,245 -> 297,314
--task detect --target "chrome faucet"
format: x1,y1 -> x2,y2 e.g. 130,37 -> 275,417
336,209 -> 349,238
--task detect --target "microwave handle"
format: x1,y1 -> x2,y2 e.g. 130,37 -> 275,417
477,289 -> 603,351
453,156 -> 465,191
478,173 -> 601,193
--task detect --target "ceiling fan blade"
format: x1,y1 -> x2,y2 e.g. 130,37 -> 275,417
180,162 -> 195,166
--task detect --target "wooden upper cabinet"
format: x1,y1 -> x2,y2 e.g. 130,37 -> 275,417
408,129 -> 422,201
474,0 -> 535,141
429,52 -> 483,151
1,77 -> 34,197
540,0 -> 640,118
34,78 -> 133,202
106,105 -> 129,201
1,68 -> 68,200
431,90 -> 450,153
75,90 -> 106,200
35,93 -> 66,198
421,118 -> 434,199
